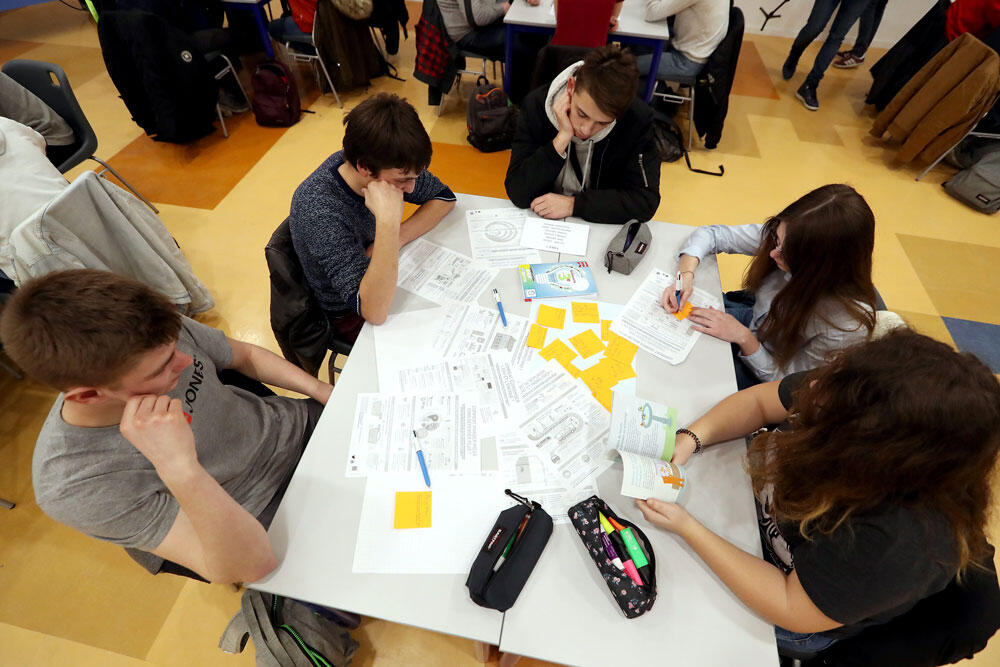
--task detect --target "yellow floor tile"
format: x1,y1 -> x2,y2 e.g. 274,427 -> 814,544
0,622 -> 150,667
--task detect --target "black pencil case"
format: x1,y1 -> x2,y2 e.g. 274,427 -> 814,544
568,495 -> 657,618
466,490 -> 553,612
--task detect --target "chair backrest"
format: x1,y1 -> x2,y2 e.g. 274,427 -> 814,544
0,59 -> 98,172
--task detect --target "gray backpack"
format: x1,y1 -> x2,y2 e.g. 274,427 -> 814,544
943,152 -> 1000,214
220,590 -> 359,666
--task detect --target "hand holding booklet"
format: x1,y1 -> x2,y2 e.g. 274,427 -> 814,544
608,392 -> 689,504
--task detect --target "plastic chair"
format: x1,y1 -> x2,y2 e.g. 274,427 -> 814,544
0,59 -> 159,214
278,12 -> 342,107
652,75 -> 697,151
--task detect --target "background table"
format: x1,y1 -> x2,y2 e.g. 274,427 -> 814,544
252,194 -> 778,665
503,0 -> 670,102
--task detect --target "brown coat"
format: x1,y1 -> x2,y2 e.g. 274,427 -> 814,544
871,33 -> 1000,164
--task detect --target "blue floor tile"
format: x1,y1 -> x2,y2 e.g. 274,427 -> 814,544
942,317 -> 1000,373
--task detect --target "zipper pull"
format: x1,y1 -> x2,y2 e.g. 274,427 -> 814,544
505,488 -> 540,509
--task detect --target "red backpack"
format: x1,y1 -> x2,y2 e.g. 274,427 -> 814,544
251,60 -> 301,127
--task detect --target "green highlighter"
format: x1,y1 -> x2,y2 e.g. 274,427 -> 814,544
619,526 -> 652,585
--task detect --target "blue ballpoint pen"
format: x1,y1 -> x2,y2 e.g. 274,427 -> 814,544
492,288 -> 508,327
412,430 -> 431,487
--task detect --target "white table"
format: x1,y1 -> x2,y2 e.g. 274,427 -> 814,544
252,194 -> 778,665
503,0 -> 671,101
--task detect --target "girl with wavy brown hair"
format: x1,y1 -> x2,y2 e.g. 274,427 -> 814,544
637,329 -> 1000,656
661,184 -> 877,389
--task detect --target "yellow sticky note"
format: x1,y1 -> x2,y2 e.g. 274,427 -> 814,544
558,359 -> 581,378
593,387 -> 614,412
674,301 -> 694,321
571,301 -> 600,324
539,339 -> 577,364
605,333 -> 639,366
600,319 -> 613,341
579,360 -> 617,393
526,323 -> 548,349
569,329 -> 605,359
536,304 -> 567,329
394,491 -> 432,529
604,358 -> 636,381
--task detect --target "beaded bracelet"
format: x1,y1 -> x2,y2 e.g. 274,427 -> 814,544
675,427 -> 704,455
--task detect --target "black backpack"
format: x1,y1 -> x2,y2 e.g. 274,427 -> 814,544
466,75 -> 517,153
251,60 -> 302,127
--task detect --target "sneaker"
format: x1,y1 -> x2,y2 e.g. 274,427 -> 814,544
833,52 -> 865,68
781,55 -> 798,80
218,89 -> 250,115
795,82 -> 819,110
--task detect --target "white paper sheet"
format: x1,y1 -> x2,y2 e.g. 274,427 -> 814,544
519,216 -> 590,256
346,393 -> 480,477
397,238 -> 497,304
352,472 -> 510,574
610,268 -> 722,365
465,208 -> 543,269
382,354 -> 523,438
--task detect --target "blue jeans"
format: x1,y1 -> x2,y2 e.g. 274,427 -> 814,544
637,48 -> 704,81
724,291 -> 760,391
268,16 -> 311,44
849,0 -> 888,57
788,0 -> 874,86
775,626 -> 839,655
456,20 -> 507,62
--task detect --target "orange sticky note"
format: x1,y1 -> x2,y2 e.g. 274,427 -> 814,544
569,329 -> 605,359
604,358 -> 636,381
579,360 -> 617,393
605,333 -> 639,366
674,301 -> 694,321
539,339 -> 577,364
592,387 -> 614,412
394,491 -> 432,529
571,301 -> 600,324
536,304 -> 567,329
526,323 -> 548,349
558,359 -> 581,378
600,319 -> 613,341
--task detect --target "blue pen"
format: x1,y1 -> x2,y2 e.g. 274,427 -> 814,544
412,430 -> 431,487
492,288 -> 508,327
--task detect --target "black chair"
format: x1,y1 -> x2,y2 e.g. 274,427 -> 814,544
0,59 -> 158,213
529,44 -> 592,93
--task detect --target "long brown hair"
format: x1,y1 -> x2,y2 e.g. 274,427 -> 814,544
744,184 -> 877,368
748,329 -> 1000,573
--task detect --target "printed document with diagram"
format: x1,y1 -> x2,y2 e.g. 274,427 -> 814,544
609,392 -> 679,462
466,208 -> 543,269
397,238 -> 496,304
610,268 -> 722,364
346,392 -> 480,477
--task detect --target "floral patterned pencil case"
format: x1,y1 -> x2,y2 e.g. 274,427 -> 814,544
568,495 -> 657,618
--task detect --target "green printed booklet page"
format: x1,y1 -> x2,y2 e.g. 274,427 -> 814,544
609,393 -> 689,503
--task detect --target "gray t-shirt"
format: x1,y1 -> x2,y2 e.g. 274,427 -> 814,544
32,317 -> 312,556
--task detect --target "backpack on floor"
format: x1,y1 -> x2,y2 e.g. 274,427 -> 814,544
467,75 -> 517,153
944,152 -> 1000,214
252,60 -> 302,127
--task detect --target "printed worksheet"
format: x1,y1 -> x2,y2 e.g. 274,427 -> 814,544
514,360 -> 613,489
610,268 -> 722,364
519,215 -> 590,256
466,208 -> 543,269
382,353 -> 523,438
346,393 -> 480,477
397,238 -> 497,304
609,392 -> 679,461
496,432 -> 599,524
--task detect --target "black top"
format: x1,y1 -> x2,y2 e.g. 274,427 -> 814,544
504,85 -> 661,224
757,373 -> 958,640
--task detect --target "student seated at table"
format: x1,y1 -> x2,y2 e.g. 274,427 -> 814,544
289,93 -> 456,337
0,269 -> 334,584
637,329 -> 1000,658
504,45 -> 661,224
662,183 -> 876,389
636,0 -> 729,82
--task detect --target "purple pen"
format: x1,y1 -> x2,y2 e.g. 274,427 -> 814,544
601,533 -> 625,571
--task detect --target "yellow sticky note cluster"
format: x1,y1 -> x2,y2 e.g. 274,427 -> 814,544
600,319 -> 613,341
394,491 -> 432,529
605,332 -> 639,366
537,304 -> 567,329
526,323 -> 548,349
571,301 -> 600,324
569,329 -> 605,359
539,339 -> 577,365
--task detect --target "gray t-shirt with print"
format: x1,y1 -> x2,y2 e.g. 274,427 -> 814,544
32,317 -> 312,559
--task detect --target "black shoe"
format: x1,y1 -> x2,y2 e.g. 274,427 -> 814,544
781,55 -> 798,80
795,82 -> 819,110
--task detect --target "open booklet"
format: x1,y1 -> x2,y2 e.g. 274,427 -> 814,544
608,392 -> 689,503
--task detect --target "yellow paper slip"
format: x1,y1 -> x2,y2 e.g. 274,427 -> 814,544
569,329 -> 605,359
674,301 -> 694,321
539,339 -> 577,364
536,304 -> 567,329
558,359 -> 581,378
571,301 -> 600,324
605,332 -> 639,366
526,323 -> 548,349
394,491 -> 432,529
600,319 -> 613,341
592,387 -> 614,412
579,360 -> 617,393
604,358 -> 636,381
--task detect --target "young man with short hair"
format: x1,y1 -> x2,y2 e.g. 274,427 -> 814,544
0,269 -> 334,583
290,93 -> 456,338
505,45 -> 661,224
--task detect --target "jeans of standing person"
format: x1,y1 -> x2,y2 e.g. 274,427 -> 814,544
636,47 -> 705,82
849,0 -> 888,58
787,0 -> 875,87
775,626 -> 840,655
723,291 -> 761,391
